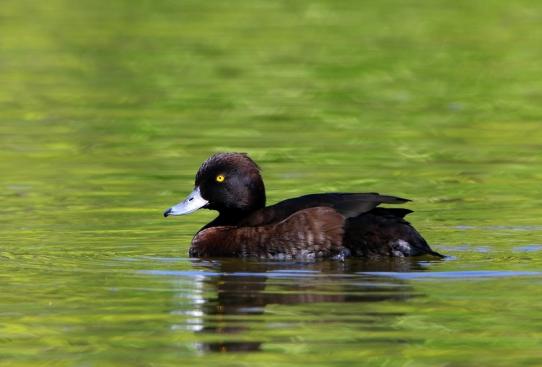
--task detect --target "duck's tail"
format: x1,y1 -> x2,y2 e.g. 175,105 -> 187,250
344,207 -> 445,258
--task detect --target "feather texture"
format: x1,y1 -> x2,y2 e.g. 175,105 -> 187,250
190,207 -> 345,259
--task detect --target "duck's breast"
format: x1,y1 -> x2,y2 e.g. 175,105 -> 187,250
190,207 -> 346,259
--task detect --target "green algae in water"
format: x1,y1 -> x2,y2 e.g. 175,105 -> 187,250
1,0 -> 542,366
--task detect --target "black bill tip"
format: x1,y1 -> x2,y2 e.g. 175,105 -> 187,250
163,208 -> 172,217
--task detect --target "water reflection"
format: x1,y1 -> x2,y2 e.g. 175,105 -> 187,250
186,258 -> 429,353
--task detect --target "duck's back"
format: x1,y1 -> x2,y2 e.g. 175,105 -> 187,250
239,193 -> 410,227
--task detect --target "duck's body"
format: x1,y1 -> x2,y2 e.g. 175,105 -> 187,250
164,153 -> 442,259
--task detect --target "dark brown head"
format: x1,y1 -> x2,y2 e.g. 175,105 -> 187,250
163,153 -> 266,218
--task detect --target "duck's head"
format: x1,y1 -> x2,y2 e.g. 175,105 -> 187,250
163,153 -> 266,218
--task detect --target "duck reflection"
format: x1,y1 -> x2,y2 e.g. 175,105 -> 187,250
185,258 -> 433,353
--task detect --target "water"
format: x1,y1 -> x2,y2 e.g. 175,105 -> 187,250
1,0 -> 542,366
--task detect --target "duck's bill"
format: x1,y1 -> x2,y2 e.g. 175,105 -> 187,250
163,187 -> 208,217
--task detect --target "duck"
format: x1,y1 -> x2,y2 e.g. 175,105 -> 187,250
163,152 -> 443,259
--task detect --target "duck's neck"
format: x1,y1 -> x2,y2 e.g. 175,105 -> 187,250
201,208 -> 260,231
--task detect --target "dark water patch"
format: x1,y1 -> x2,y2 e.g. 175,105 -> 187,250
157,260 -> 421,354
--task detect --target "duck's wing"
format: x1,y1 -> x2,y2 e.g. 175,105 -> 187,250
190,207 -> 345,259
240,193 -> 410,227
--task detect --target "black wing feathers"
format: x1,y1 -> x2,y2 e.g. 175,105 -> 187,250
240,193 -> 411,227
272,193 -> 410,219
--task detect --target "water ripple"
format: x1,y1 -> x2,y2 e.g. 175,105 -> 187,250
360,270 -> 542,280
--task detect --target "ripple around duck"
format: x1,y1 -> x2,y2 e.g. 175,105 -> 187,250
512,244 -> 542,253
140,269 -> 542,281
139,270 -> 345,278
454,225 -> 542,231
359,270 -> 542,280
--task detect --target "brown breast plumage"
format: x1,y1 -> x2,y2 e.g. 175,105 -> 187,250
189,207 -> 346,259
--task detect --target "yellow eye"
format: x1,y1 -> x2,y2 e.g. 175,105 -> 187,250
216,174 -> 225,183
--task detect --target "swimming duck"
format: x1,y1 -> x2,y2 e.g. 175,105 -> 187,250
164,153 -> 442,259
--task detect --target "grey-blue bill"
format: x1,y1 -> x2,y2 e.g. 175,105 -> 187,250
163,186 -> 208,217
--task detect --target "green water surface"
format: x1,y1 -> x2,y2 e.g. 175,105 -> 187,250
1,0 -> 542,366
